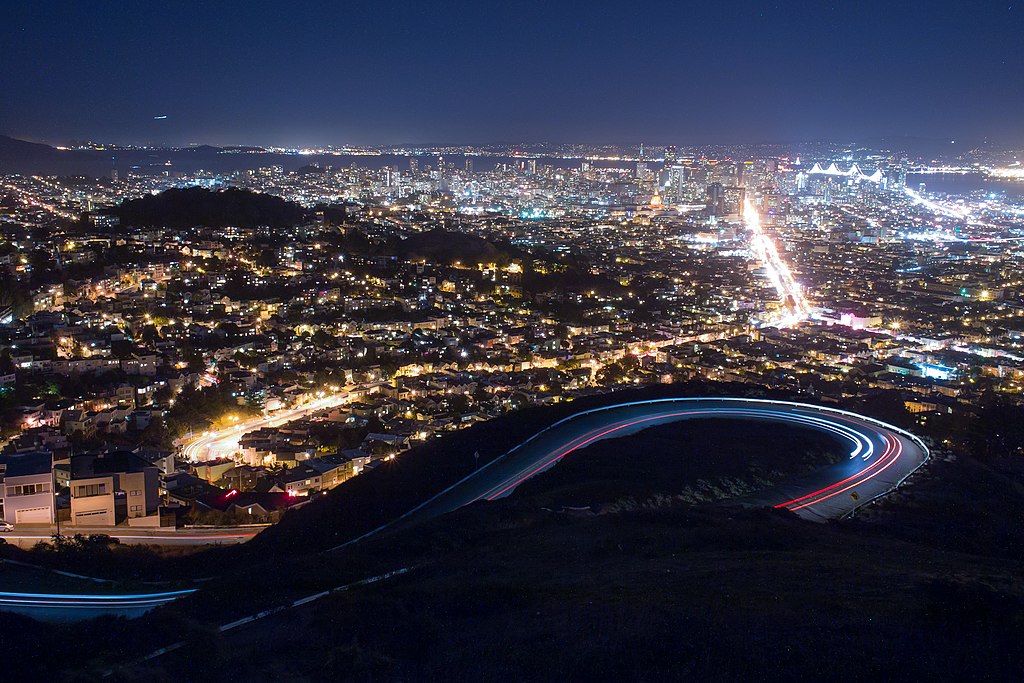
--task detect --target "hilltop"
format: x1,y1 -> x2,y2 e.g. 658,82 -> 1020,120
1,385 -> 1023,680
397,229 -> 522,266
107,187 -> 308,229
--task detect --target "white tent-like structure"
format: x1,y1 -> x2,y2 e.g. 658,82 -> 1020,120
806,162 -> 885,184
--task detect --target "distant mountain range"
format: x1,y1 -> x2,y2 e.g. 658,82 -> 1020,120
0,135 -> 237,176
0,135 -> 82,174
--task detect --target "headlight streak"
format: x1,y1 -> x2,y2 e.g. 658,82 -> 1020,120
743,199 -> 810,328
903,187 -> 970,220
478,406 -> 882,503
0,589 -> 196,611
330,398 -> 930,557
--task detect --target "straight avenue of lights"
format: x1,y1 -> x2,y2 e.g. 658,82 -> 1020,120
743,198 -> 810,328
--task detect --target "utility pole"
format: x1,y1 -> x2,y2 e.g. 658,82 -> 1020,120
52,455 -> 61,539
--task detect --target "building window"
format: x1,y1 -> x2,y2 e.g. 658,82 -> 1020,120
130,505 -> 143,512
74,483 -> 107,498
9,483 -> 50,496
130,490 -> 142,496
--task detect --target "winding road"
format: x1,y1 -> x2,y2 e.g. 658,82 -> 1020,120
6,397 -> 928,621
362,397 -> 929,540
180,392 -> 349,462
0,589 -> 197,622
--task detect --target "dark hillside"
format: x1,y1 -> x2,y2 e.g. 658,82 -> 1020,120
397,229 -> 520,265
511,418 -> 844,508
3,403 -> 1024,680
108,187 -> 307,229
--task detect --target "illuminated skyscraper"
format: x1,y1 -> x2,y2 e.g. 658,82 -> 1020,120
664,145 -> 677,166
706,182 -> 726,216
666,165 -> 685,200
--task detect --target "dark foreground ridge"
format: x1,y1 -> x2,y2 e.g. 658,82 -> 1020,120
0,386 -> 1021,680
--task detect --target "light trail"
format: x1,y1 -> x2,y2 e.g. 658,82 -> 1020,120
743,198 -> 810,327
0,588 -> 197,621
357,397 -> 930,545
477,407 -> 880,502
904,186 -> 971,220
181,391 -> 350,462
782,433 -> 903,512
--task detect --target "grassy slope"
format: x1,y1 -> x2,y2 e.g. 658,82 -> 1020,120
5,414 -> 1023,680
509,417 -> 844,508
107,499 -> 1024,682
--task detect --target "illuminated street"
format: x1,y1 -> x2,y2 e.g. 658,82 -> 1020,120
180,391 -> 352,462
743,198 -> 811,327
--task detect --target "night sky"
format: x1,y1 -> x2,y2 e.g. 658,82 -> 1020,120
2,1 -> 1022,147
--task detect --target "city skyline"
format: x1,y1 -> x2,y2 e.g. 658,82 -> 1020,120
3,3 -> 1024,679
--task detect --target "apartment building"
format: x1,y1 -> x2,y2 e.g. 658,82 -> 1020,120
0,452 -> 54,525
69,452 -> 159,527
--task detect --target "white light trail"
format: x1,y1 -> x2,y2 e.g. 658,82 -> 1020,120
743,198 -> 810,328
181,391 -> 350,462
904,187 -> 970,220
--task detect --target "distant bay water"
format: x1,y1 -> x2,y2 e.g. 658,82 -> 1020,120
906,172 -> 1024,199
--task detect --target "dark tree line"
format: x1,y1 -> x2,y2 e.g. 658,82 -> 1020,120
107,187 -> 308,229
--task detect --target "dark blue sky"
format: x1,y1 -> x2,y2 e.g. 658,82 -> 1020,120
2,1 -> 1022,146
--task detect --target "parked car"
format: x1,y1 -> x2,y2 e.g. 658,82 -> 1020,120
0,520 -> 14,532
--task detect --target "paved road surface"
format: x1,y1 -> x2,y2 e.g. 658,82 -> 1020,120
180,391 -> 350,462
7,397 -> 928,621
1,526 -> 261,550
358,397 -> 928,542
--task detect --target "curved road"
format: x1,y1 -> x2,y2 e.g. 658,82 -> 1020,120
181,392 -> 349,462
362,397 -> 929,541
8,398 -> 928,621
0,588 -> 197,622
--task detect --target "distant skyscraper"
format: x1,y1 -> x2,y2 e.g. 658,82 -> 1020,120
409,157 -> 419,174
664,145 -> 677,166
706,182 -> 726,216
667,165 -> 685,200
526,159 -> 537,175
465,158 -> 474,174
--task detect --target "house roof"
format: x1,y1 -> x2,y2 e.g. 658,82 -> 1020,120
70,451 -> 154,478
0,451 -> 52,477
197,489 -> 295,512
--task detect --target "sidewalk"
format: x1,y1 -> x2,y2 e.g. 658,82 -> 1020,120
2,524 -> 263,549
